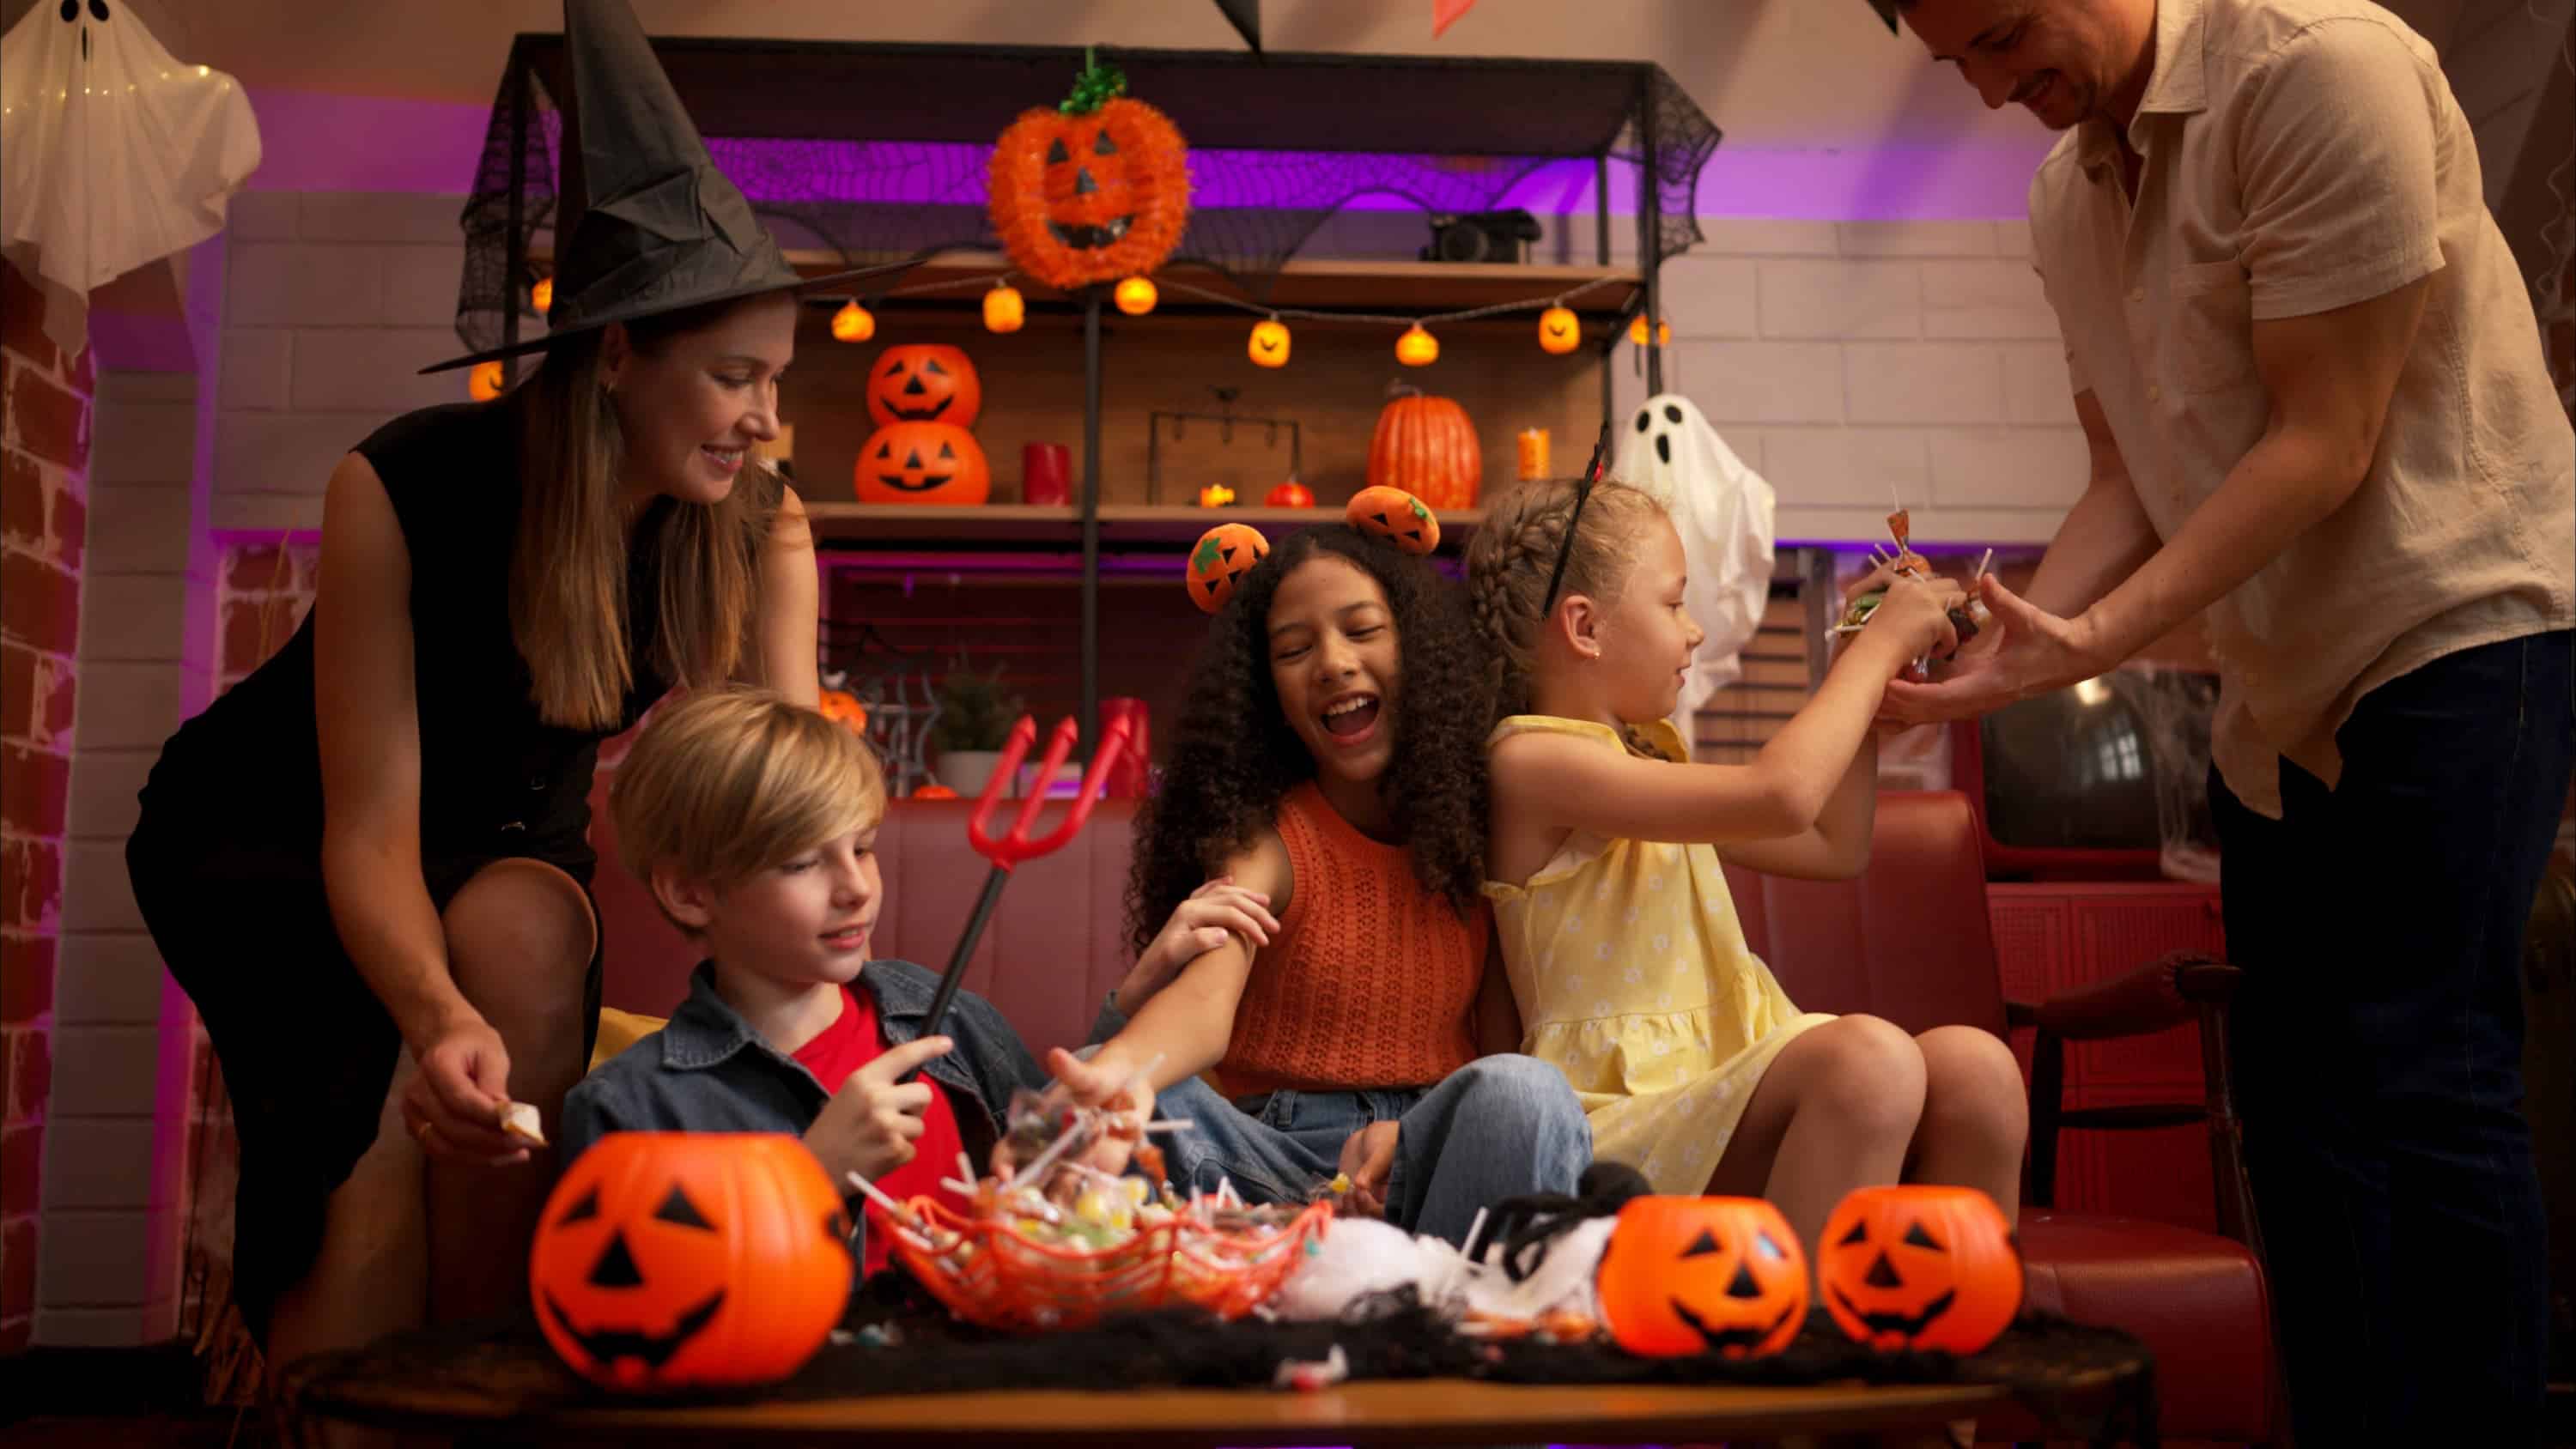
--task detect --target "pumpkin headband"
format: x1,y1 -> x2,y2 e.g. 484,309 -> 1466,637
1184,488 -> 1442,615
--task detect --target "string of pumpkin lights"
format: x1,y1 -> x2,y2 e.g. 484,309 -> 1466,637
470,263 -> 1662,403
822,264 -> 1645,371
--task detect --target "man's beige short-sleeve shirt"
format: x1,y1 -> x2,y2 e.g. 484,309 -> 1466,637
2026,0 -> 2573,817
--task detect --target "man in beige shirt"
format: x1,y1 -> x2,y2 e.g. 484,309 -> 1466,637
1888,0 -> 2574,1441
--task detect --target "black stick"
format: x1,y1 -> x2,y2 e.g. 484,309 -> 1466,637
917,864 -> 1012,1052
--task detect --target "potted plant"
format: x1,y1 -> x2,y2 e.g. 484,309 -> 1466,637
929,664 -> 1024,797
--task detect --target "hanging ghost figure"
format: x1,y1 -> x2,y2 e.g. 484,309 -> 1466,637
1611,395 -> 1777,732
1,0 -> 262,355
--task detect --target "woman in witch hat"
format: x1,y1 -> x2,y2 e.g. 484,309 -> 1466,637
122,0 -> 915,1367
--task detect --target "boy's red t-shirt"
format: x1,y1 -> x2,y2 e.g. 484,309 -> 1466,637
793,983 -> 972,1276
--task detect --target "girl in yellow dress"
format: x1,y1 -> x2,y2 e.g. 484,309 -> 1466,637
1464,476 -> 2027,1255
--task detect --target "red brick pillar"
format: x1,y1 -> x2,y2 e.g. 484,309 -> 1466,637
1,262 -> 93,1353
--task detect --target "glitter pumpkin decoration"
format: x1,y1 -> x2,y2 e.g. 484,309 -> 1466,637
1537,305 -> 1580,354
987,51 -> 1191,293
528,1133 -> 852,1391
1818,1185 -> 2022,1355
1595,1196 -> 1809,1359
865,344 -> 982,428
1248,318 -> 1291,367
854,421 -> 992,506
1186,522 -> 1270,614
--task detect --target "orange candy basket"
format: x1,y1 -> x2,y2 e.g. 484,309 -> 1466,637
875,1196 -> 1334,1332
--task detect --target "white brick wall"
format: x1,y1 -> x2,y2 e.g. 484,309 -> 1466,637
213,192 -> 473,532
39,229 -> 228,1345
1634,218 -> 2084,544
216,201 -> 2096,546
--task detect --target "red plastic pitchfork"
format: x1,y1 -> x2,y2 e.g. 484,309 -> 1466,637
914,712 -> 1133,1048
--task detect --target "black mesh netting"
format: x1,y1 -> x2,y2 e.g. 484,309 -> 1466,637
282,1275 -> 2158,1448
451,52 -> 1721,358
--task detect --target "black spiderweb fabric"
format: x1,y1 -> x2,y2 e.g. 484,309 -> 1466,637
450,52 -> 1722,358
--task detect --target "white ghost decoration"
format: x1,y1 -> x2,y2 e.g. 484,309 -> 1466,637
1,0 -> 262,356
1612,395 -> 1777,733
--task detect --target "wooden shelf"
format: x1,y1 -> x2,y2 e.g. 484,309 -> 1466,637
876,252 -> 1636,316
806,502 -> 1485,552
756,248 -> 1643,318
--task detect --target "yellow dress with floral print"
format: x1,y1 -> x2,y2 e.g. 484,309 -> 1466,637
1483,714 -> 1835,1194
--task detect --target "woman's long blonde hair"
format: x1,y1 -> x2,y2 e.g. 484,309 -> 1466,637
510,300 -> 784,731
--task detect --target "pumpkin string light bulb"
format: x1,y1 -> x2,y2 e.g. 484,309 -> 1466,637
1248,316 -> 1291,367
982,281 -> 1025,334
1537,302 -> 1579,355
1394,323 -> 1439,367
530,275 -> 554,317
1114,276 -> 1157,315
829,299 -> 875,343
1627,312 -> 1671,348
467,361 -> 507,402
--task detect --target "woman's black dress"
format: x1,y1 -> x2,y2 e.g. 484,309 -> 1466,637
126,398 -> 671,1342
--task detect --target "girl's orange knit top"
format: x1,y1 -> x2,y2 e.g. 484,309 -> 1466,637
1216,782 -> 1485,1094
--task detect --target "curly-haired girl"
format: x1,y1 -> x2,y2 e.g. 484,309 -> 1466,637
1052,512 -> 1589,1246
1466,474 -> 2026,1258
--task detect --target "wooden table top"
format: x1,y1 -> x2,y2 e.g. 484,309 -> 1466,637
292,1373 -> 2024,1446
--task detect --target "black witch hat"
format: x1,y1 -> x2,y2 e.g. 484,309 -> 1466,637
422,0 -> 916,373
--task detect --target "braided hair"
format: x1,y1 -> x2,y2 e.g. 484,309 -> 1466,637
1463,476 -> 1669,722
1124,524 -> 1496,957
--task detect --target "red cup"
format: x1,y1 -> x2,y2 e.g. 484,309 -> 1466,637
1100,697 -> 1151,797
1023,443 -> 1072,506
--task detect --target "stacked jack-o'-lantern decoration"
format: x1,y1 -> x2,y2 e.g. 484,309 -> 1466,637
854,343 -> 992,506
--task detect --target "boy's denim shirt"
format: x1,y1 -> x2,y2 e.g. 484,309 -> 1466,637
562,958 -> 1054,1263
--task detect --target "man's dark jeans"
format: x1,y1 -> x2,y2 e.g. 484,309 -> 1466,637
2216,628 -> 2573,1446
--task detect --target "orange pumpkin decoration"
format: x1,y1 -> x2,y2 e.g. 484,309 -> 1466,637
1366,385 -> 1481,511
1595,1196 -> 1808,1359
987,53 -> 1191,293
866,344 -> 981,428
1186,522 -> 1270,614
854,421 -> 992,506
529,1133 -> 851,1391
1346,485 -> 1439,555
1248,318 -> 1291,367
1265,479 -> 1314,508
982,283 -> 1026,334
817,689 -> 868,734
1819,1185 -> 2022,1355
1538,305 -> 1580,355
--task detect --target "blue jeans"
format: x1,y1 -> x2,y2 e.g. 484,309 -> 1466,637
2216,629 -> 2573,1446
1154,1055 -> 1592,1247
